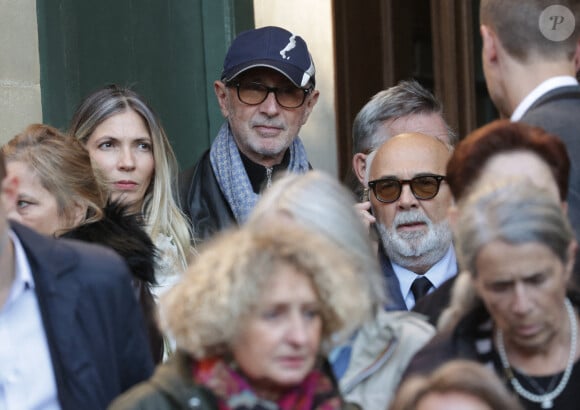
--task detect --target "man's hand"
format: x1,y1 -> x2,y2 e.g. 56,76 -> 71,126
354,200 -> 376,230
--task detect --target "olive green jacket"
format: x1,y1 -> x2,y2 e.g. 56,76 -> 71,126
109,351 -> 361,410
108,351 -> 218,410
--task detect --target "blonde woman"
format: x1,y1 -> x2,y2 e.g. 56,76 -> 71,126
247,171 -> 435,410
69,85 -> 194,296
110,222 -> 371,409
2,123 -> 164,362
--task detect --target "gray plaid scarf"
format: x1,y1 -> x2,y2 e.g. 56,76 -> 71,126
210,123 -> 310,223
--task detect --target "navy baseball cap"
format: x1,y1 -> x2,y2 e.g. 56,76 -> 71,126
221,26 -> 316,88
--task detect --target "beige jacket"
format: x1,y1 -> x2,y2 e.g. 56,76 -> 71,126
340,310 -> 435,410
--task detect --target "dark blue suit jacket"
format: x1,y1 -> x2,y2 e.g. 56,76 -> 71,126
11,222 -> 154,409
379,243 -> 457,325
379,244 -> 409,311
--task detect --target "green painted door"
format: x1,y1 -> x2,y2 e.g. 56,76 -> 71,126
36,0 -> 253,169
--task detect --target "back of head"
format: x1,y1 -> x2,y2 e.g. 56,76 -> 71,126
247,170 -> 386,308
455,179 -> 574,277
391,360 -> 523,410
446,119 -> 570,201
159,222 -> 373,358
2,124 -> 106,226
352,80 -> 455,154
480,0 -> 580,61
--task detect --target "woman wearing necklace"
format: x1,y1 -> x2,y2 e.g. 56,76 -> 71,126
405,179 -> 580,410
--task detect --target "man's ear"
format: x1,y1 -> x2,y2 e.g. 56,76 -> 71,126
214,80 -> 230,118
480,24 -> 498,65
353,153 -> 368,185
300,89 -> 320,126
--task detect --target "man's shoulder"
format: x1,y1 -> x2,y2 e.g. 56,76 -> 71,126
178,149 -> 235,240
179,150 -> 212,187
521,85 -> 580,133
13,222 -> 131,285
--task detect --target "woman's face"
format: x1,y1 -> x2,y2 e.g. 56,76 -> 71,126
231,264 -> 322,394
4,161 -> 68,235
474,240 -> 573,354
85,109 -> 154,213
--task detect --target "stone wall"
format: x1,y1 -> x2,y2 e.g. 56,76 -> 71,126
0,0 -> 42,145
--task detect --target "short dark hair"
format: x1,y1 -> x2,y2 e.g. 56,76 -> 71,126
480,0 -> 580,62
446,120 -> 570,201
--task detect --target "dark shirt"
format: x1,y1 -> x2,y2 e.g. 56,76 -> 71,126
491,353 -> 580,410
240,149 -> 290,193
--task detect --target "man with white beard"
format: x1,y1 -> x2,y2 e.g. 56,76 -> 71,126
366,132 -> 456,312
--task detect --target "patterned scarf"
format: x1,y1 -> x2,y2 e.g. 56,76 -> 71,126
192,358 -> 342,410
209,123 -> 310,223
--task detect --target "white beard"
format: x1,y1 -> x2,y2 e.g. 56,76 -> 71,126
376,209 -> 453,271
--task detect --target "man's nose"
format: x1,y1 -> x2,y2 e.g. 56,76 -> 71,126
259,91 -> 281,116
397,183 -> 419,209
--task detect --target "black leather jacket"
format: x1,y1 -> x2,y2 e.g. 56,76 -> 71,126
179,150 -> 235,242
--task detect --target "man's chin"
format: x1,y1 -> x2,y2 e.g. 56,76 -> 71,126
396,230 -> 426,242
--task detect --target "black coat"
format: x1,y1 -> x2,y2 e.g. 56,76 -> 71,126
179,150 -> 235,242
62,202 -> 163,363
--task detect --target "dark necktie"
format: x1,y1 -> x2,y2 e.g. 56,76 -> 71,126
411,276 -> 433,302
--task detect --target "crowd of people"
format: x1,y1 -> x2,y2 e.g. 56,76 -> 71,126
1,0 -> 580,409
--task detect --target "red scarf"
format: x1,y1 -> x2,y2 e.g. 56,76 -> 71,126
192,357 -> 342,410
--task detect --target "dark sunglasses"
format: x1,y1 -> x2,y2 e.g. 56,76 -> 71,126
368,174 -> 446,203
229,81 -> 313,108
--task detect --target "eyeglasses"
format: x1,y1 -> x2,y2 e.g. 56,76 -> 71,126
229,81 -> 313,108
368,174 -> 446,203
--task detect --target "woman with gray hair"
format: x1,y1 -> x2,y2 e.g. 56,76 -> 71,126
405,179 -> 579,410
109,222 -> 372,410
247,171 -> 435,410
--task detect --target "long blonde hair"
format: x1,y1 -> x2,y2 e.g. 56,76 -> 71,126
69,85 -> 194,270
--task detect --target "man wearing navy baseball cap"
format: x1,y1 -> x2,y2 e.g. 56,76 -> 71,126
180,26 -> 319,240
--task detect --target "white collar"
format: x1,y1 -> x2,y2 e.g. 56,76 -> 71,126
393,245 -> 457,308
9,229 -> 35,290
511,76 -> 578,121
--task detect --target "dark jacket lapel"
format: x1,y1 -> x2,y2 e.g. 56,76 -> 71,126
11,222 -> 100,409
378,244 -> 408,311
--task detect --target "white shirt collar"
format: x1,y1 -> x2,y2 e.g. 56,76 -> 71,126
9,229 -> 34,290
392,245 -> 457,309
511,76 -> 578,121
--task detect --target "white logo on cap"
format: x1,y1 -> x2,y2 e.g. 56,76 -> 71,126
280,35 -> 296,60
